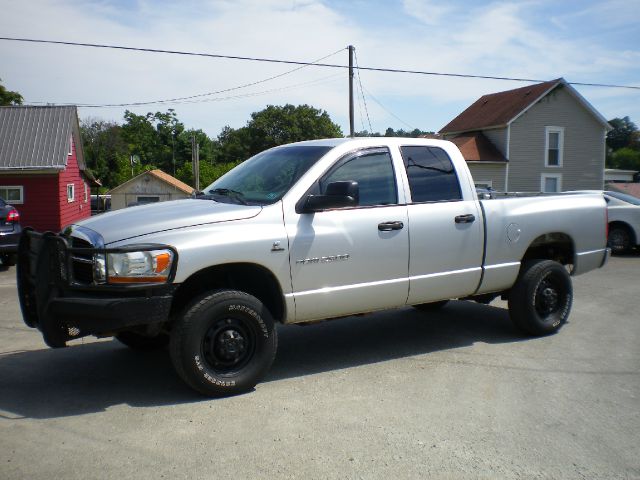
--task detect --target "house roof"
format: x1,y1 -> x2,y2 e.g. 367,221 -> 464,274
0,105 -> 86,170
447,132 -> 507,163
108,169 -> 195,195
440,78 -> 610,134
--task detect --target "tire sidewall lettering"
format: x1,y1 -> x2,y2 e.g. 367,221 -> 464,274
227,303 -> 269,338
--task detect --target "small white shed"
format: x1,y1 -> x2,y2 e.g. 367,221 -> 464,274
108,169 -> 194,210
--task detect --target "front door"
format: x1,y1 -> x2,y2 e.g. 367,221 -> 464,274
285,148 -> 410,321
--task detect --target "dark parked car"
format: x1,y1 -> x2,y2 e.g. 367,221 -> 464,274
0,198 -> 22,266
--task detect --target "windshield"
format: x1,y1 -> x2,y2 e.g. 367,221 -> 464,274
203,145 -> 333,205
605,191 -> 640,206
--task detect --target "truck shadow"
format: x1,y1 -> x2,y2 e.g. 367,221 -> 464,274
0,301 -> 525,419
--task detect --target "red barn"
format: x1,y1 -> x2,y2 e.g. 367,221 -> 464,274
0,106 -> 91,232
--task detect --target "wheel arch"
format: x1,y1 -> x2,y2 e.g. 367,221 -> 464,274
609,221 -> 637,245
520,232 -> 575,268
170,263 -> 286,323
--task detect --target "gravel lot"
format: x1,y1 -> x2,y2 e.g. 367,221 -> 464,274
1,255 -> 639,479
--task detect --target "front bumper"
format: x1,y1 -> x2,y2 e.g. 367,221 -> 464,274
17,229 -> 177,348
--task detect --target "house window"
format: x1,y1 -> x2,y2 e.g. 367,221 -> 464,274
545,126 -> 564,167
0,186 -> 24,204
541,173 -> 562,193
67,184 -> 75,202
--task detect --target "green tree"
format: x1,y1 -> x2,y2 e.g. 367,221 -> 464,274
176,160 -> 240,190
609,147 -> 640,171
383,127 -> 433,138
607,116 -> 637,151
80,119 -> 129,189
216,126 -> 253,164
0,79 -> 23,105
216,104 -> 342,163
247,104 -> 342,149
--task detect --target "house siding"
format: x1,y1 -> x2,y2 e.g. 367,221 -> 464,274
110,173 -> 192,210
467,163 -> 506,191
508,86 -> 606,192
58,138 -> 90,228
0,174 -> 60,231
481,128 -> 508,156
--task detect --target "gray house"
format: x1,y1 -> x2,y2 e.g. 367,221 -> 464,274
440,78 -> 611,192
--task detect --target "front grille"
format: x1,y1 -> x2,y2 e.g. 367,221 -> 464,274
70,236 -> 95,284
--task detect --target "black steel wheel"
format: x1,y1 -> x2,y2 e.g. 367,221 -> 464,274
508,260 -> 573,336
170,290 -> 277,397
608,225 -> 632,255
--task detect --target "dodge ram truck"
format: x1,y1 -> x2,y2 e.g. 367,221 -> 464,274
17,137 -> 610,396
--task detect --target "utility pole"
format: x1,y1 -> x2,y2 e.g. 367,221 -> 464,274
191,135 -> 200,192
348,45 -> 355,137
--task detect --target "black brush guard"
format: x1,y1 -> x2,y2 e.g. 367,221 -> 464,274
17,229 -> 177,348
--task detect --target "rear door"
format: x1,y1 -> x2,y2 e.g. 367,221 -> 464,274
399,145 -> 484,304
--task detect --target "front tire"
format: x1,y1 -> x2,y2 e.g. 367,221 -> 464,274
508,260 -> 572,336
170,290 -> 277,397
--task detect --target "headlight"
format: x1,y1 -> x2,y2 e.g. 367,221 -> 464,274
94,248 -> 174,284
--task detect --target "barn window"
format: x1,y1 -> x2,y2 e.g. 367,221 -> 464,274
67,184 -> 75,202
0,186 -> 24,204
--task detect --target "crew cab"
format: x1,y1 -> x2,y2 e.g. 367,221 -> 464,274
17,138 -> 610,396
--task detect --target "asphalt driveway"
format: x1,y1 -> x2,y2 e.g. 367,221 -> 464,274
0,255 -> 638,479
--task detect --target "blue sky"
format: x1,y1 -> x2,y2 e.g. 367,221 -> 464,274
1,0 -> 639,137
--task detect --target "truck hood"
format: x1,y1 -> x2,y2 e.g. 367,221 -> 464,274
72,199 -> 262,245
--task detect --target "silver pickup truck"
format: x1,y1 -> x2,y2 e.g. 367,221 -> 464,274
17,138 -> 610,396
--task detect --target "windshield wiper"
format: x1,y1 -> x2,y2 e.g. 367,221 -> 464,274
208,188 -> 249,205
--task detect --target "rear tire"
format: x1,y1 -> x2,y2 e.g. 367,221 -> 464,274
170,290 -> 277,397
508,260 -> 572,336
608,225 -> 632,255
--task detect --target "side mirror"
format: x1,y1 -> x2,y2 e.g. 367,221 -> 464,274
301,181 -> 359,213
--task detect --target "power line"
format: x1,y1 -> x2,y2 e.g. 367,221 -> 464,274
361,84 -> 415,130
2,36 -> 639,91
83,48 -> 346,107
353,48 -> 373,133
25,73 -> 343,108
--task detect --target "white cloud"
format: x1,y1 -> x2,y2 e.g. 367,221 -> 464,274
0,0 -> 638,135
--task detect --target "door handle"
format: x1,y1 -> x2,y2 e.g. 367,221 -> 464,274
454,214 -> 476,224
378,221 -> 404,231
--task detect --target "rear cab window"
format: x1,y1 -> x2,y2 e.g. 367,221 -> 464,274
400,146 -> 462,203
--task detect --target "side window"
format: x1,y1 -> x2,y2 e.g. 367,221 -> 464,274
321,150 -> 397,207
400,146 -> 462,202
